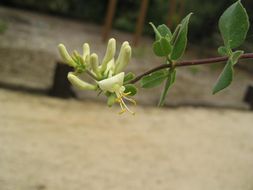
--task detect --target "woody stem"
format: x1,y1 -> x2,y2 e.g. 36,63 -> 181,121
129,53 -> 253,84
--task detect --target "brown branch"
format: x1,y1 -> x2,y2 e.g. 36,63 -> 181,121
129,53 -> 253,84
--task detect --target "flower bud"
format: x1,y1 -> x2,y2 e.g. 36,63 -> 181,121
90,53 -> 101,78
67,72 -> 97,90
104,58 -> 115,77
101,38 -> 116,72
107,93 -> 117,107
114,43 -> 131,74
82,43 -> 90,60
58,44 -> 76,67
98,72 -> 125,93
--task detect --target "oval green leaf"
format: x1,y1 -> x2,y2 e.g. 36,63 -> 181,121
124,72 -> 135,83
158,69 -> 176,106
141,70 -> 168,88
153,37 -> 172,57
124,84 -> 137,96
212,60 -> 233,94
170,13 -> 192,60
156,24 -> 172,40
217,46 -> 229,56
218,1 -> 249,49
231,50 -> 243,65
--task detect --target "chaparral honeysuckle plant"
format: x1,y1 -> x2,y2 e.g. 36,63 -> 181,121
58,1 -> 253,114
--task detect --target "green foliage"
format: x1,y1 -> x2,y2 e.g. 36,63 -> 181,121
213,50 -> 243,94
124,84 -> 137,96
150,14 -> 192,60
219,0 -> 249,49
212,60 -> 234,94
124,72 -> 135,83
170,13 -> 192,60
145,0 -> 250,105
107,93 -> 117,107
156,24 -> 172,40
150,23 -> 172,57
148,14 -> 192,105
158,69 -> 176,106
54,0 -> 253,111
231,50 -> 244,63
153,38 -> 172,57
213,1 -> 249,94
141,70 -> 168,88
217,46 -> 228,56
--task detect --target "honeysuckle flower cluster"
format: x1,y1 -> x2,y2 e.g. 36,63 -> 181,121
58,38 -> 137,114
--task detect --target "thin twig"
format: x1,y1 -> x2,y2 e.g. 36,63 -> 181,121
129,53 -> 253,84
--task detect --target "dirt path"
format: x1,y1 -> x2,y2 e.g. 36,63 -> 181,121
0,89 -> 253,190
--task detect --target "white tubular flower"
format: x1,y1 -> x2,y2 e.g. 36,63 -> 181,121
98,72 -> 124,92
82,43 -> 90,68
82,43 -> 90,60
90,53 -> 101,78
58,39 -> 136,114
68,72 -> 97,90
58,44 -> 76,67
98,72 -> 136,114
114,42 -> 132,74
100,38 -> 116,72
104,58 -> 115,77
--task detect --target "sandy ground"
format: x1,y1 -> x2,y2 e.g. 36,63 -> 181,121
0,89 -> 253,190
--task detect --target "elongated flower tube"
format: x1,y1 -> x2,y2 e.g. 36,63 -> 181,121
82,43 -> 90,60
100,38 -> 116,73
90,53 -> 101,78
82,43 -> 90,68
58,38 -> 136,114
68,72 -> 97,90
98,72 -> 136,114
114,42 -> 131,74
104,58 -> 115,77
58,44 -> 77,67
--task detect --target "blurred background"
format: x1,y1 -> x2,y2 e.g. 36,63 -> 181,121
0,0 -> 253,190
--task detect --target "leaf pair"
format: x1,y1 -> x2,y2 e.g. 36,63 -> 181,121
142,14 -> 192,106
213,51 -> 243,94
123,72 -> 137,96
150,13 -> 192,60
170,13 -> 192,60
213,0 -> 249,94
140,68 -> 176,106
145,14 -> 191,106
141,70 -> 168,88
150,23 -> 172,57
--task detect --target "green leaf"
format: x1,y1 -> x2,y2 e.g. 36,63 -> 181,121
171,24 -> 181,44
171,13 -> 192,60
158,69 -> 176,106
124,84 -> 137,96
124,72 -> 135,83
141,70 -> 168,88
153,37 -> 172,57
212,60 -> 233,94
107,93 -> 117,107
219,0 -> 249,49
213,50 -> 243,94
150,22 -> 162,40
150,23 -> 172,41
156,24 -> 172,40
231,50 -> 243,65
218,46 -> 229,56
